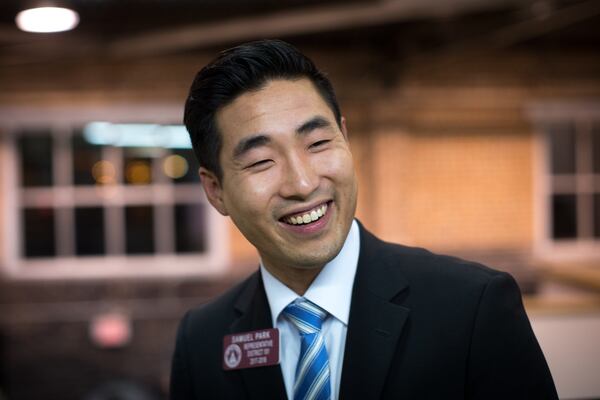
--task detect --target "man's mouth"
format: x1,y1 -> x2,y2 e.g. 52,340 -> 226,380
281,202 -> 329,225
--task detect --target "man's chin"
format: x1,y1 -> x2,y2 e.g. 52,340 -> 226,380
286,245 -> 343,270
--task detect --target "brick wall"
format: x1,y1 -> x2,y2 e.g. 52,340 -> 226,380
371,128 -> 533,251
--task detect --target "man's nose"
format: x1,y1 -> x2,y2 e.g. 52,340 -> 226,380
279,153 -> 319,199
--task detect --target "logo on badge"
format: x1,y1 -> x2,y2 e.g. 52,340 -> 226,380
224,343 -> 242,369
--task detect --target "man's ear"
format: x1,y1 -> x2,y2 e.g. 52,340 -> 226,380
340,116 -> 349,141
199,167 -> 229,216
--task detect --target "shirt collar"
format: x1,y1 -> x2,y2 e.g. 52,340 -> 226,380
260,219 -> 360,327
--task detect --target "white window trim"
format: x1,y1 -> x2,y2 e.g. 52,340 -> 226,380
0,103 -> 229,280
529,100 -> 600,262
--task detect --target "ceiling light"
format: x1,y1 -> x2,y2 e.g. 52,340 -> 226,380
16,6 -> 79,33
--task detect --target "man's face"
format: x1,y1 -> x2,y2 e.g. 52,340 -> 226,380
202,78 -> 357,274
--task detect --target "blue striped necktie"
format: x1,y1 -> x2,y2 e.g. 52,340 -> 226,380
283,299 -> 331,400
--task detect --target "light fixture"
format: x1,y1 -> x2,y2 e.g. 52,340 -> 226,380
83,122 -> 193,149
15,6 -> 80,33
89,312 -> 132,349
163,154 -> 190,179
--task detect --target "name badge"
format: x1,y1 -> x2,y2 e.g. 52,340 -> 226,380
222,328 -> 280,370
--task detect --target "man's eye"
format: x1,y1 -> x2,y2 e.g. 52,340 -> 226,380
246,159 -> 272,169
310,139 -> 330,149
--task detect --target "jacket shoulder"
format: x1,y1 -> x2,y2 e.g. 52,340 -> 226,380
389,241 -> 505,281
359,224 -> 514,293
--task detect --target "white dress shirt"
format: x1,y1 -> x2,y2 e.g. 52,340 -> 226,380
260,219 -> 360,400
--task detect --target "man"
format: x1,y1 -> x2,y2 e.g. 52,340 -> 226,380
171,39 -> 558,400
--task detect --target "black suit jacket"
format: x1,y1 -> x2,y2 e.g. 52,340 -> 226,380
170,224 -> 558,399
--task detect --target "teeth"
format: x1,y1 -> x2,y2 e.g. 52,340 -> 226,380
285,203 -> 328,225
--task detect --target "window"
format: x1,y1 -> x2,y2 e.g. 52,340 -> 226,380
547,121 -> 600,241
0,105 -> 228,279
531,102 -> 600,258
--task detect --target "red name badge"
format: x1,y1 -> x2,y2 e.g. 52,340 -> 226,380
222,328 -> 280,370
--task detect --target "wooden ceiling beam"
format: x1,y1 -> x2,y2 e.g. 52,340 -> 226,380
492,0 -> 600,47
108,0 -> 523,57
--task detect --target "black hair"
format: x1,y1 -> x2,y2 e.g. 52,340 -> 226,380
183,39 -> 342,181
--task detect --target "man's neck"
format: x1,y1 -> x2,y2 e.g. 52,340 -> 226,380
261,262 -> 324,296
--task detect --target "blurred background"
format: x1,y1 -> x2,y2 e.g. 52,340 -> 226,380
0,0 -> 599,398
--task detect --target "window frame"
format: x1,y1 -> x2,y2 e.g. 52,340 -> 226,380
0,103 -> 229,280
530,101 -> 600,262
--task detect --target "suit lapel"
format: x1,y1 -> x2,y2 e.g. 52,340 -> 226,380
230,272 -> 287,400
339,225 -> 410,400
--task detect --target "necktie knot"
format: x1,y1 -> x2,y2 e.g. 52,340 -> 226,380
283,299 -> 328,335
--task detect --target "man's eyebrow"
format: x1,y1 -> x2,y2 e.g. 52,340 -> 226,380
232,134 -> 271,159
296,116 -> 332,136
232,116 -> 332,159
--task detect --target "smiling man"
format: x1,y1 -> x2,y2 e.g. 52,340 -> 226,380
205,77 -> 357,296
170,40 -> 558,400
